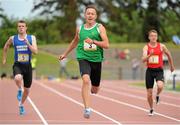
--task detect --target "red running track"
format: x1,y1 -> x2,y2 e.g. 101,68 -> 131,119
0,79 -> 180,125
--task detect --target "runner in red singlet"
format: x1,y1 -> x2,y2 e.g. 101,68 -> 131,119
142,29 -> 175,116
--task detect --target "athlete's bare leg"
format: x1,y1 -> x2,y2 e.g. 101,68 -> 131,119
147,88 -> 153,109
156,80 -> 164,96
82,74 -> 91,108
21,87 -> 29,104
14,74 -> 23,89
14,74 -> 29,105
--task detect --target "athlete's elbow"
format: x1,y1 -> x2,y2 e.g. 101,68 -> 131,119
3,44 -> 9,52
104,46 -> 109,49
33,49 -> 38,54
104,43 -> 109,49
3,47 -> 7,53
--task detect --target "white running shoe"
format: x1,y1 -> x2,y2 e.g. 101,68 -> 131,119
83,108 -> 91,118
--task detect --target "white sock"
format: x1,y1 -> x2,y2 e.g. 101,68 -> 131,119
19,102 -> 23,106
85,108 -> 91,111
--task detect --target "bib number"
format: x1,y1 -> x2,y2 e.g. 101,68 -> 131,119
148,55 -> 159,64
18,54 -> 29,62
84,41 -> 97,51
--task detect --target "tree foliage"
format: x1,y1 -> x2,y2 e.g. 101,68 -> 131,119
0,0 -> 179,48
32,0 -> 78,42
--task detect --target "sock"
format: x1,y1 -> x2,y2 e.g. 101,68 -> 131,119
19,102 -> 23,106
85,107 -> 91,111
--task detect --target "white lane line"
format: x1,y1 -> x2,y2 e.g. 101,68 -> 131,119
62,82 -> 180,123
0,124 -> 117,125
35,81 -> 121,125
102,88 -> 180,108
103,83 -> 180,101
20,86 -> 48,125
95,94 -> 180,123
68,81 -> 180,108
28,97 -> 48,125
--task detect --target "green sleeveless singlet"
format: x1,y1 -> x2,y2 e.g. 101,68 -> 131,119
76,23 -> 104,62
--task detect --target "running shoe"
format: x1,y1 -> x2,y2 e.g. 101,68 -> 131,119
19,105 -> 25,116
83,108 -> 91,118
156,96 -> 160,105
148,109 -> 154,116
17,89 -> 22,102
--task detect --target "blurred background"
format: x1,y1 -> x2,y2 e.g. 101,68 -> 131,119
0,0 -> 180,90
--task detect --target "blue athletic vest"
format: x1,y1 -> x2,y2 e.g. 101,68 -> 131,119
13,35 -> 32,64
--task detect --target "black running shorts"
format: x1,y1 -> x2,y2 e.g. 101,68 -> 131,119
78,60 -> 102,87
145,67 -> 164,89
13,62 -> 32,88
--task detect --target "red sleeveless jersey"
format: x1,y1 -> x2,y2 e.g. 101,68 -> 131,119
147,42 -> 163,68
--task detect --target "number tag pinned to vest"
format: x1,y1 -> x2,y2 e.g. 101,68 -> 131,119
83,41 -> 97,51
18,54 -> 29,62
148,55 -> 159,64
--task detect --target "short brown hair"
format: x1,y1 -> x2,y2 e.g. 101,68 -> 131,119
17,20 -> 27,26
148,29 -> 158,35
85,5 -> 97,13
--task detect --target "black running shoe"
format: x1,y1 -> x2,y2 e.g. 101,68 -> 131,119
156,96 -> 160,105
148,109 -> 154,116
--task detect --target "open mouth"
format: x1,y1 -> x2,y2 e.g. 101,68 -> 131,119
88,18 -> 93,21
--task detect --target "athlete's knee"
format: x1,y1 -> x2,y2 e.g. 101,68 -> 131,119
158,85 -> 164,90
83,79 -> 90,86
157,81 -> 164,89
147,93 -> 153,98
14,74 -> 23,82
82,75 -> 90,85
147,89 -> 153,98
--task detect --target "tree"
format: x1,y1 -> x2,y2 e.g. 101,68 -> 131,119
143,0 -> 160,41
0,3 -> 6,23
32,0 -> 78,42
29,0 -> 180,43
142,0 -> 180,42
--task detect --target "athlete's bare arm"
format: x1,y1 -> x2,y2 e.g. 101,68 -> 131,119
84,24 -> 109,49
23,35 -> 38,54
2,36 -> 12,64
94,24 -> 109,49
161,44 -> 175,72
142,45 -> 153,63
59,28 -> 79,60
2,36 -> 13,64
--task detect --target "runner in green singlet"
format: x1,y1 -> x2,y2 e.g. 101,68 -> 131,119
59,5 -> 109,118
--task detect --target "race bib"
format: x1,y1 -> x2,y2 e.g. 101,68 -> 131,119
84,41 -> 97,51
18,54 -> 29,62
148,55 -> 159,64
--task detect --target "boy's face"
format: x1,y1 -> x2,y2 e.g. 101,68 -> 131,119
17,22 -> 27,34
85,8 -> 97,24
148,32 -> 158,43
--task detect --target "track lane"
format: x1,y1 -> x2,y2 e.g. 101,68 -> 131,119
32,80 -> 118,124
59,79 -> 179,123
1,79 -> 179,124
0,79 -> 43,124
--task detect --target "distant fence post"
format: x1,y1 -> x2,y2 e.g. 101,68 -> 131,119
172,74 -> 176,90
119,67 -> 122,79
